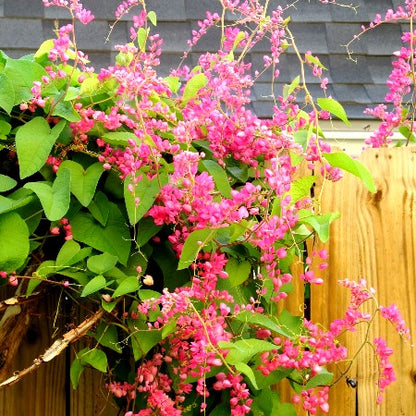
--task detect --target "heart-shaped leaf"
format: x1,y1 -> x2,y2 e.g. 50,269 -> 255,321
0,212 -> 29,273
16,117 -> 66,179
113,276 -> 140,298
124,172 -> 168,225
87,252 -> 118,274
0,73 -> 15,114
70,204 -> 131,265
0,174 -> 17,192
81,275 -> 107,297
177,228 -> 217,270
24,168 -> 71,221
60,161 -> 104,206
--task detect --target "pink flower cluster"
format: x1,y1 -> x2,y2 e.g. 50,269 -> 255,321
373,337 -> 396,404
293,386 -> 330,414
42,0 -> 94,24
359,2 -> 416,147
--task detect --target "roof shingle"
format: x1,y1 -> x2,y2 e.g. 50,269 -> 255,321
0,0 -> 407,119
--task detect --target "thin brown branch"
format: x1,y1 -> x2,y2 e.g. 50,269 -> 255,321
0,291 -> 44,313
0,309 -> 104,388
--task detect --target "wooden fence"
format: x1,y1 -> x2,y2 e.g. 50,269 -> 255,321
0,147 -> 415,415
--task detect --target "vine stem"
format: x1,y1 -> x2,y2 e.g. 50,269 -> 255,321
188,301 -> 236,376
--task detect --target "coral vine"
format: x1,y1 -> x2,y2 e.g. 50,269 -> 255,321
0,1 -> 412,415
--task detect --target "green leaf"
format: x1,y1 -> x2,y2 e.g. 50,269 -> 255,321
139,289 -> 161,300
317,97 -> 350,125
87,253 -> 118,275
148,10 -> 157,26
4,58 -> 48,104
283,76 -> 300,101
24,168 -> 71,221
225,258 -> 251,287
0,174 -> 17,192
177,228 -> 217,270
251,388 -> 296,416
80,348 -> 108,372
161,320 -> 177,339
299,211 -> 340,243
56,240 -> 81,267
182,73 -> 208,104
59,161 -> 104,206
16,118 -> 66,179
35,260 -> 57,279
56,244 -> 92,272
215,222 -> 247,245
293,130 -> 309,151
80,76 -> 100,96
88,191 -> 110,226
218,339 -> 277,365
124,172 -> 167,225
276,403 -> 297,416
34,39 -> 55,59
164,76 -> 180,94
399,125 -> 416,143
0,73 -> 15,114
137,27 -> 149,51
0,212 -> 29,273
52,101 -> 82,122
225,158 -> 249,183
253,367 -> 293,391
101,131 -> 138,146
235,362 -> 259,390
128,320 -> 162,361
235,310 -> 292,338
71,205 -> 131,265
0,120 -> 12,140
93,323 -> 122,353
101,298 -> 117,313
232,30 -> 246,50
323,152 -> 376,193
113,276 -> 140,298
136,217 -> 162,247
81,275 -> 107,297
64,86 -> 81,101
305,54 -> 327,70
70,356 -> 85,389
201,160 -> 232,198
288,176 -> 316,203
278,309 -> 303,336
305,368 -> 333,389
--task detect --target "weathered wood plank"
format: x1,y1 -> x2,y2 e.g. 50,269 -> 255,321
0,290 -> 66,415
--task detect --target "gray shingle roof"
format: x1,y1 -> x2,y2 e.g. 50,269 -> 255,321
0,0 -> 406,119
